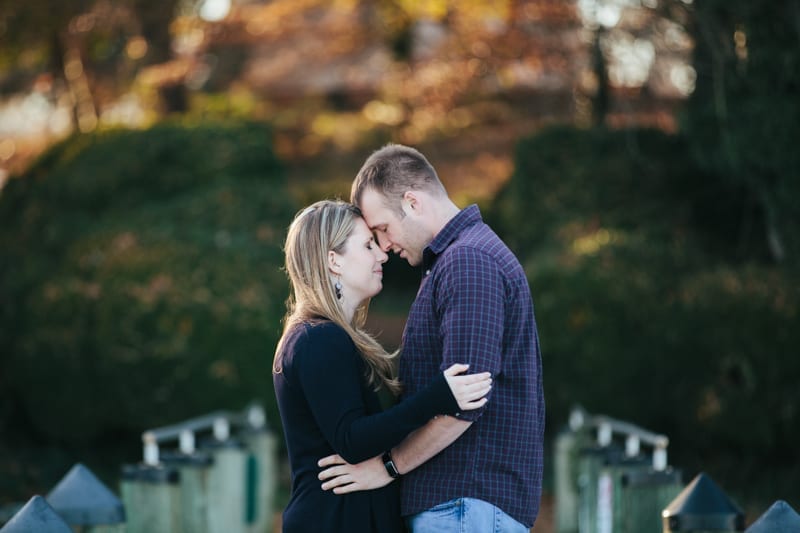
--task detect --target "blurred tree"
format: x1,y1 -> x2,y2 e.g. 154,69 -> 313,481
590,24 -> 610,127
0,0 -> 95,127
684,0 -> 800,264
131,0 -> 181,65
0,0 -> 180,127
0,0 -> 89,76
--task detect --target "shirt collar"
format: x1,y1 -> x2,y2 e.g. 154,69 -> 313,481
423,204 -> 482,265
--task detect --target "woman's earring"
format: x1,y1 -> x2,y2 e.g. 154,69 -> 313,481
334,278 -> 343,300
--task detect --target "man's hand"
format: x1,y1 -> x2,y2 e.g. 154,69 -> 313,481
317,454 -> 392,494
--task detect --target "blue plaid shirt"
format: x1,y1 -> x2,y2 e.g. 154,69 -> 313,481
398,205 -> 544,527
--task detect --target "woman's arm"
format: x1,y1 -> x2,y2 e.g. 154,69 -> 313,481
294,322 -> 489,464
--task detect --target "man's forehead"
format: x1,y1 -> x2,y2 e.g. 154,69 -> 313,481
360,189 -> 392,228
363,210 -> 388,231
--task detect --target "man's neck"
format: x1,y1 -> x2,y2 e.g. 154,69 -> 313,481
429,199 -> 461,236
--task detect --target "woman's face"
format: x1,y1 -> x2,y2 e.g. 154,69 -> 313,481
334,217 -> 388,304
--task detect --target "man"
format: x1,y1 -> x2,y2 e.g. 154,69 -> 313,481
319,144 -> 544,531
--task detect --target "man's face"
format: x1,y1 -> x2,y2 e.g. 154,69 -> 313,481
359,188 -> 430,267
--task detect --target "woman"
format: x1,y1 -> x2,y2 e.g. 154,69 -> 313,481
273,200 -> 491,532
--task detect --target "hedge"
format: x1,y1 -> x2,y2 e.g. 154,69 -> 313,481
490,126 -> 800,507
0,120 -> 296,452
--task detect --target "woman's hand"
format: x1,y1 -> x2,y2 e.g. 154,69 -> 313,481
443,363 -> 492,411
318,454 -> 392,494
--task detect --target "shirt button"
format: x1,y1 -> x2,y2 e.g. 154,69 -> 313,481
425,269 -> 431,276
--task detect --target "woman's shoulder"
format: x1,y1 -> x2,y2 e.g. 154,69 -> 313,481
301,318 -> 351,342
286,319 -> 357,363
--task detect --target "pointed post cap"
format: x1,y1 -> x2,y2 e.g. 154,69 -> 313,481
0,495 -> 72,533
745,500 -> 800,533
662,472 -> 745,531
46,463 -> 126,525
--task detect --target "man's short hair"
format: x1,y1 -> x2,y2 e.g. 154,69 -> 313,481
351,144 -> 446,215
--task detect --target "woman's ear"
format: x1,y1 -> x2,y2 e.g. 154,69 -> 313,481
328,250 -> 342,275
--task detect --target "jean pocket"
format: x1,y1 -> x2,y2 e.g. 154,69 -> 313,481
425,497 -> 462,518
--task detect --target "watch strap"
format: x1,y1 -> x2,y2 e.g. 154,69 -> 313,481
382,451 -> 400,479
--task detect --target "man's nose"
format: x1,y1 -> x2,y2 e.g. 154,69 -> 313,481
376,233 -> 392,253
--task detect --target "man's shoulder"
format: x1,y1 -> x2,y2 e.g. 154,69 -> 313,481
435,225 -> 529,292
445,223 -> 518,264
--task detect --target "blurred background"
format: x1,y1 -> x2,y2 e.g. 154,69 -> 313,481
0,0 -> 798,530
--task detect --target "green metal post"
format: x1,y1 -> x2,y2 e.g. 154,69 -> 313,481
241,429 -> 277,533
161,452 -> 214,533
203,440 -> 248,533
578,446 -> 621,533
119,465 -> 181,533
555,428 -> 587,533
610,465 -> 682,533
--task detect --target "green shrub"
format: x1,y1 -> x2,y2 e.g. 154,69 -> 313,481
491,126 -> 800,508
0,120 -> 296,450
491,126 -> 768,263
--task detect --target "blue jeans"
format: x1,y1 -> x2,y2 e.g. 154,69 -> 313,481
406,497 -> 529,533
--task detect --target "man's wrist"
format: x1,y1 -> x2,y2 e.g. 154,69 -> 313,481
381,450 -> 401,478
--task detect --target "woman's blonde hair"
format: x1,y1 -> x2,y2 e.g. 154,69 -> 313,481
273,199 -> 400,395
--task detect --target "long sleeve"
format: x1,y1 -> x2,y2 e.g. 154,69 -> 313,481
291,322 -> 458,464
436,246 -> 505,422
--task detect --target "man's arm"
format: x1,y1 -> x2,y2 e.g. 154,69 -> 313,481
318,415 -> 471,493
392,414 -> 471,474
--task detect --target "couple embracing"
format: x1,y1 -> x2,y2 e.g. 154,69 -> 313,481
273,144 -> 544,532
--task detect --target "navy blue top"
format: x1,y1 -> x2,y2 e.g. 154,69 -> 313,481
274,319 -> 459,533
399,205 -> 545,527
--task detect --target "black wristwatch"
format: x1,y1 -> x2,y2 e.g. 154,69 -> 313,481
382,451 -> 401,479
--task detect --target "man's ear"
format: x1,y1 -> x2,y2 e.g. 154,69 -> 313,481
402,191 -> 420,216
328,250 -> 342,275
